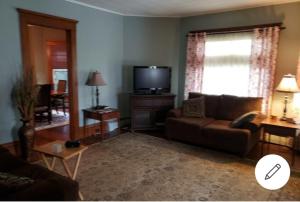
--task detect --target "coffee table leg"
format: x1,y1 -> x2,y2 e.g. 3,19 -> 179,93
78,192 -> 84,201
41,154 -> 56,171
50,157 -> 56,170
62,160 -> 73,177
41,154 -> 51,169
62,153 -> 84,200
73,152 -> 82,179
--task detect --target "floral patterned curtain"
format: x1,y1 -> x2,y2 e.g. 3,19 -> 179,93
248,26 -> 280,114
184,33 -> 206,99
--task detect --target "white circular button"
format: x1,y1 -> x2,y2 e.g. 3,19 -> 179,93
255,154 -> 290,190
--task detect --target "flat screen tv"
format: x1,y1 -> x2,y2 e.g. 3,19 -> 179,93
133,66 -> 171,94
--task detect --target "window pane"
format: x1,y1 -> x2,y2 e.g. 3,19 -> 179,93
202,32 -> 252,96
52,68 -> 68,91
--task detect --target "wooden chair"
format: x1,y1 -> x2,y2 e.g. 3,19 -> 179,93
57,80 -> 67,92
52,80 -> 68,115
34,84 -> 52,123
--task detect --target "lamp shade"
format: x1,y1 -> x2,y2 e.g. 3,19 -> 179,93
276,74 -> 299,93
86,71 -> 106,86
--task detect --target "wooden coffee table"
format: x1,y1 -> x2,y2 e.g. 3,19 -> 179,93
33,140 -> 87,200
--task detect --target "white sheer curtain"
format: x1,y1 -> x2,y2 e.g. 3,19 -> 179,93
201,32 -> 253,96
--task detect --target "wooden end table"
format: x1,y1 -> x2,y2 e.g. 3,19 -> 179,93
261,118 -> 300,165
33,140 -> 87,200
83,108 -> 120,138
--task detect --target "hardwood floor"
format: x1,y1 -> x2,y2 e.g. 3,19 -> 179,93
34,126 -> 300,170
35,125 -> 70,146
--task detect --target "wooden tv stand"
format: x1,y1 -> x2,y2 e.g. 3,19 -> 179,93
130,94 -> 176,131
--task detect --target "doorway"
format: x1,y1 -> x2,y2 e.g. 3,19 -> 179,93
18,9 -> 79,141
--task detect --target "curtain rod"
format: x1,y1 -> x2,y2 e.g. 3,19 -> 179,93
187,23 -> 285,36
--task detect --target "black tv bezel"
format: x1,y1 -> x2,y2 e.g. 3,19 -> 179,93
133,66 -> 171,93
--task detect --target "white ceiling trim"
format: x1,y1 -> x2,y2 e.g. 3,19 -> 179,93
64,0 -> 300,18
64,0 -> 124,15
183,0 -> 300,17
64,0 -> 180,17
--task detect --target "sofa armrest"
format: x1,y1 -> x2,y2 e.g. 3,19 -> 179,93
167,108 -> 182,118
241,113 -> 266,133
241,122 -> 260,133
3,177 -> 79,201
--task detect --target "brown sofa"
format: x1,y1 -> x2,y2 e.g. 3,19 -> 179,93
166,93 -> 263,156
0,146 -> 79,201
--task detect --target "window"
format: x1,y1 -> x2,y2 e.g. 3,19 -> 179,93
52,68 -> 68,91
201,32 -> 253,96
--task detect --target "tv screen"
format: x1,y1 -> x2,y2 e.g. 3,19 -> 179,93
134,66 -> 171,93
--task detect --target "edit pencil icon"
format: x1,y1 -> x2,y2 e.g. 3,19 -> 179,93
265,164 -> 281,180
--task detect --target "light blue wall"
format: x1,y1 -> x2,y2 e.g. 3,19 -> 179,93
0,0 -> 123,144
121,17 -> 180,117
178,2 -> 300,105
1,0 -> 299,144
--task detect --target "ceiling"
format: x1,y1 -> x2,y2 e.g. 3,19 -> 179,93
66,0 -> 300,17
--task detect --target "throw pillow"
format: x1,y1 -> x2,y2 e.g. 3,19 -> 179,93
0,172 -> 34,195
230,111 -> 258,128
182,97 -> 205,118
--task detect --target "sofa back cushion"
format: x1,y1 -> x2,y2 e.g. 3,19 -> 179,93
188,92 -> 202,99
182,97 -> 205,118
216,95 -> 262,121
188,92 -> 220,118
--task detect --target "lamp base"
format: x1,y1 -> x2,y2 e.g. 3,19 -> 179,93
94,105 -> 108,110
280,117 -> 287,121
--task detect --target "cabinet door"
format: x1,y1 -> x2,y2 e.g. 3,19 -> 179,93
133,110 -> 155,129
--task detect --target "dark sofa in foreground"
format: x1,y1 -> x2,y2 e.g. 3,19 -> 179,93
166,93 -> 263,156
0,146 -> 79,201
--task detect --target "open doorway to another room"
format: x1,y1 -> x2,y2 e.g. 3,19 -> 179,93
18,9 -> 79,145
28,25 -> 69,139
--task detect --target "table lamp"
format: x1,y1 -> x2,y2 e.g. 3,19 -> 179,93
86,71 -> 106,109
276,74 -> 299,120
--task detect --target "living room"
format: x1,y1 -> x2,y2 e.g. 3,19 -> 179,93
0,0 -> 300,201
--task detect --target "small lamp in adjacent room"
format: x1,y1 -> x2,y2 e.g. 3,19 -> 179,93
276,74 -> 299,120
86,71 -> 106,109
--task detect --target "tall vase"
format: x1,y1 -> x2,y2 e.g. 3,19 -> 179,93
18,120 -> 35,161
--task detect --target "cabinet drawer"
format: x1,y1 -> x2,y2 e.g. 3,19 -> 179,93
132,99 -> 154,107
162,99 -> 174,106
132,97 -> 175,107
102,111 -> 120,120
263,125 -> 295,137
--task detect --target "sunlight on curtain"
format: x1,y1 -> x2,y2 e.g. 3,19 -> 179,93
293,52 -> 300,116
202,32 -> 252,96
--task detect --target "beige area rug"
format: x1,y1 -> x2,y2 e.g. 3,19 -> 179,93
42,133 -> 300,201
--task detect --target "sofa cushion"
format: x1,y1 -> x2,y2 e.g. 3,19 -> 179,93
182,97 -> 205,118
3,163 -> 79,200
230,111 -> 258,128
188,92 -> 221,118
201,120 -> 252,155
167,108 -> 182,118
216,95 -> 262,121
0,172 -> 34,195
166,117 -> 214,144
188,92 -> 202,99
0,148 -> 26,172
0,146 -> 79,201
